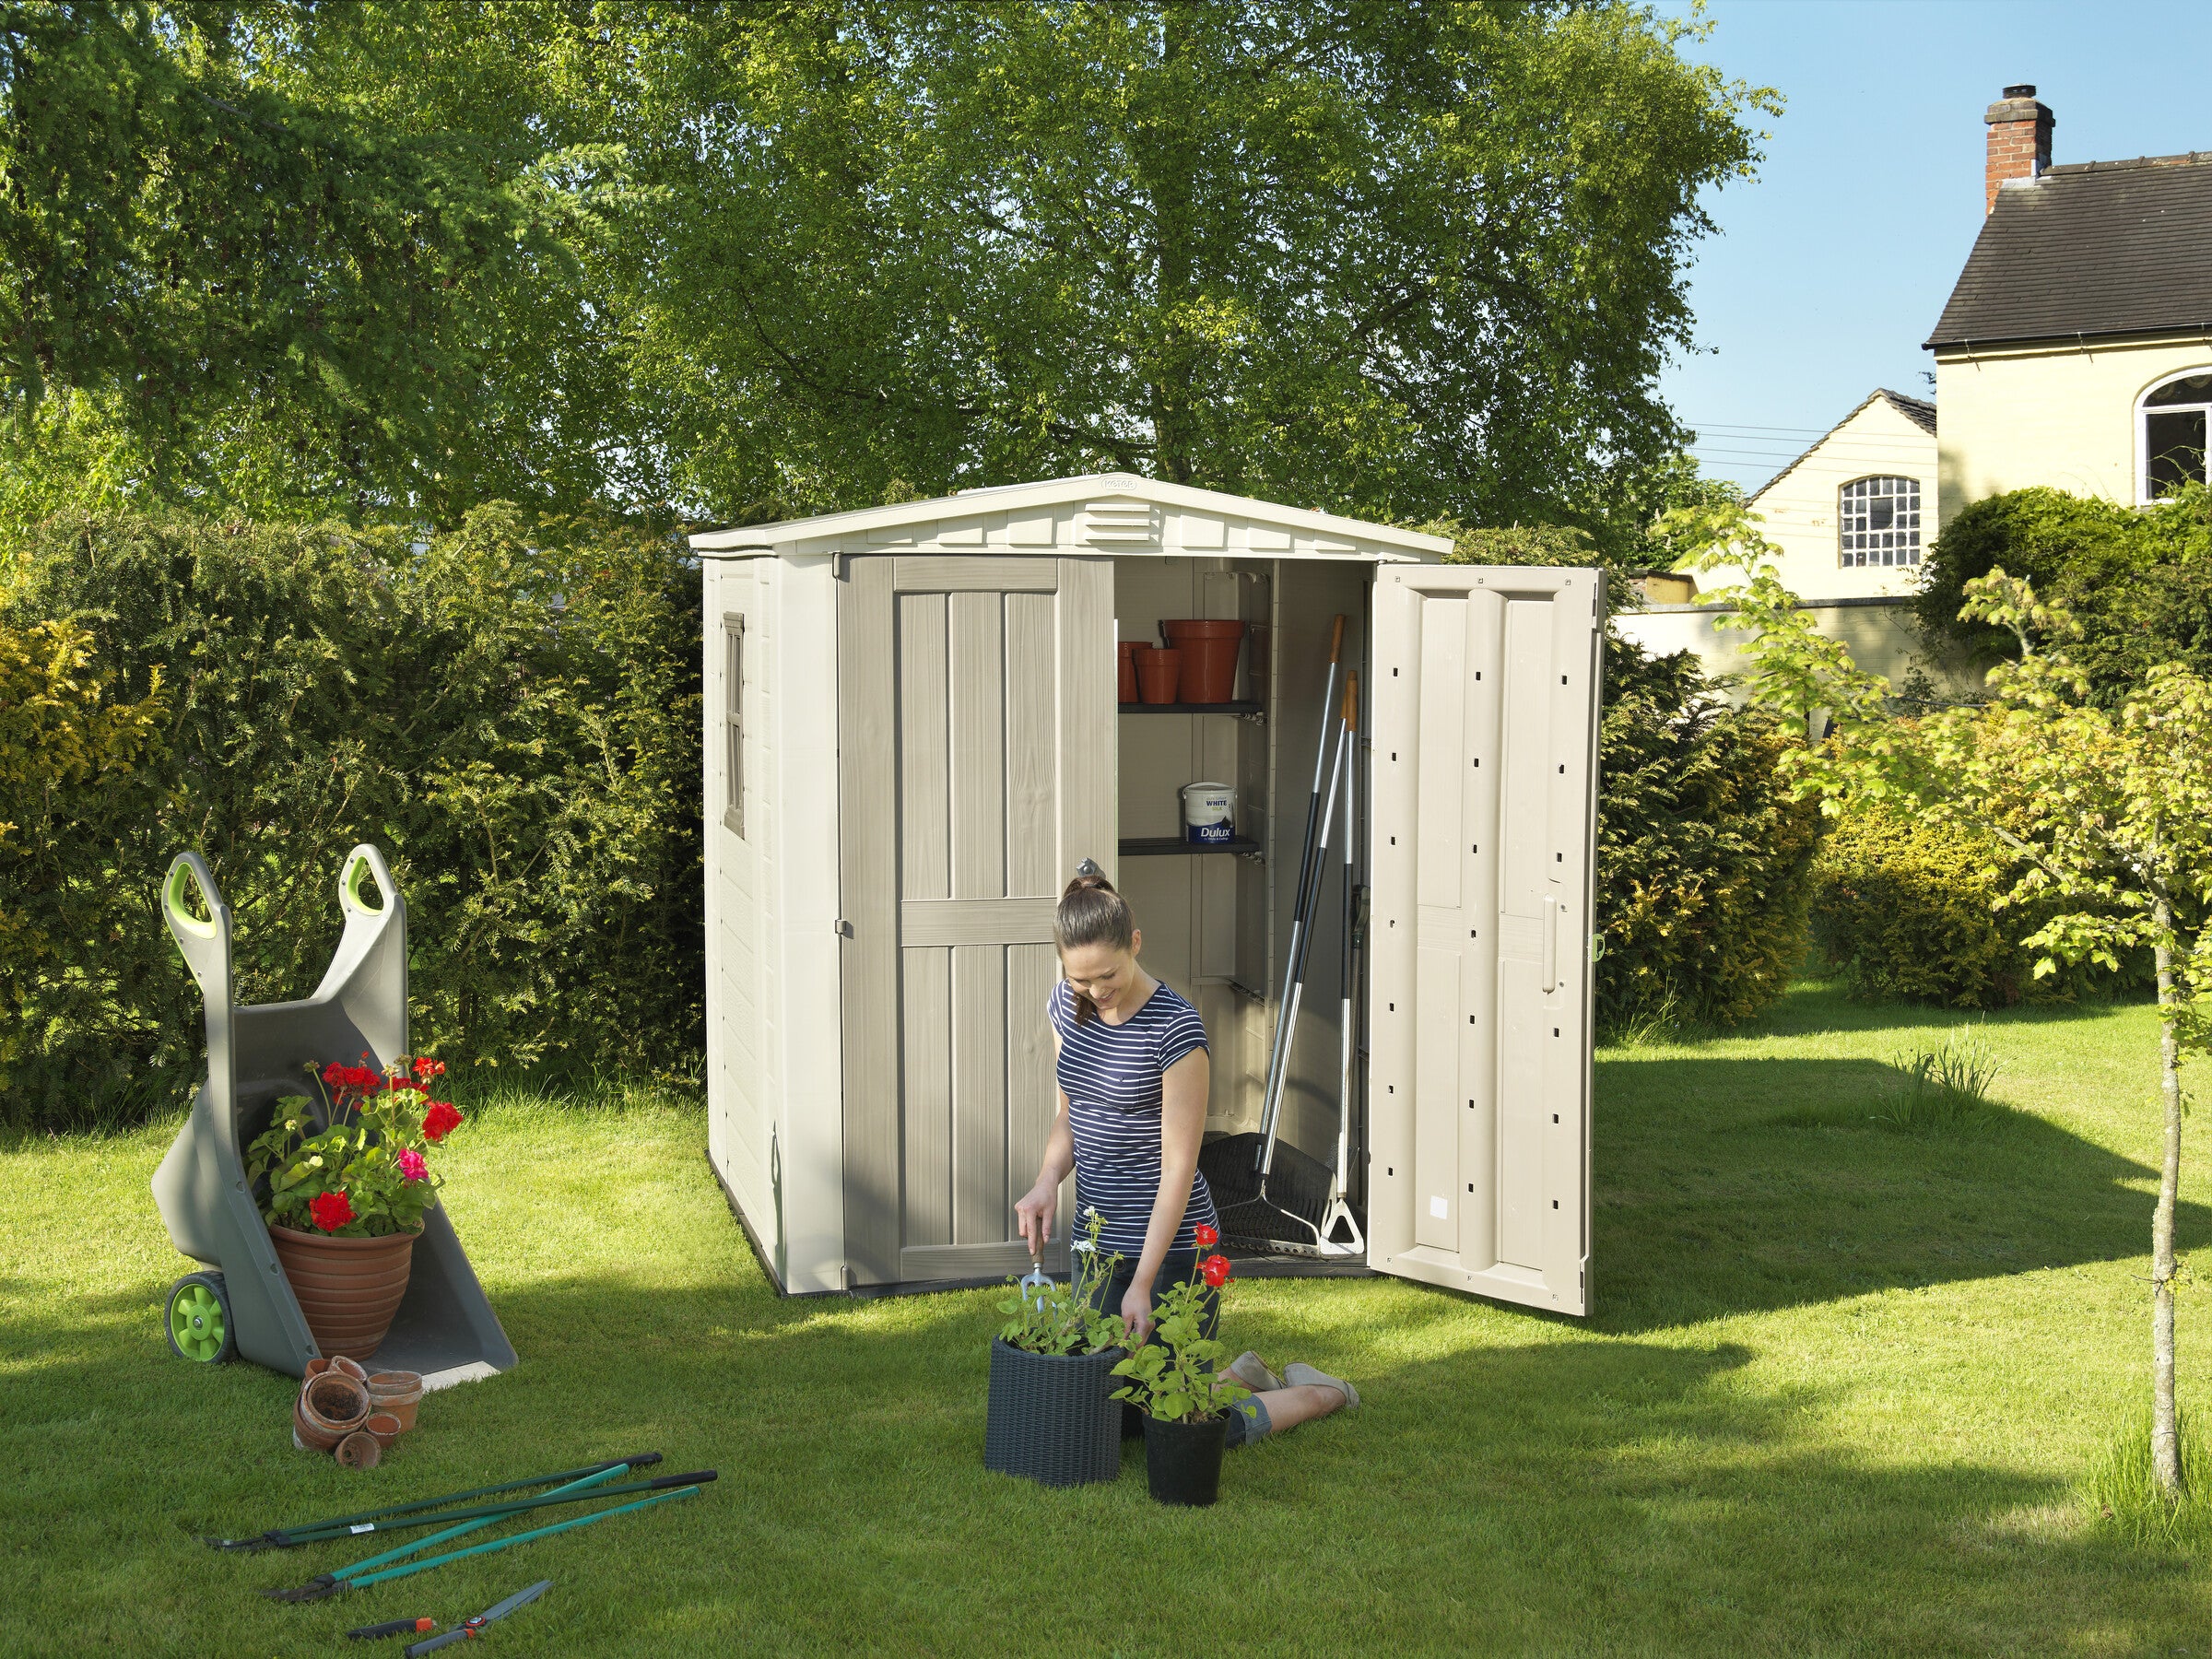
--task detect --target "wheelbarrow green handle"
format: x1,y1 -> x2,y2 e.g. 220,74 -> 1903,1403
163,853 -> 223,941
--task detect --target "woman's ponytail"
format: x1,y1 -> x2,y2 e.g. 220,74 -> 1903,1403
1056,860 -> 1135,1026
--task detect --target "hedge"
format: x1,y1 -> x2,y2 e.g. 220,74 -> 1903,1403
0,507 -> 700,1128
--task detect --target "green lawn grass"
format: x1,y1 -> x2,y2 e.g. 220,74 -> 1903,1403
5,982 -> 2210,1656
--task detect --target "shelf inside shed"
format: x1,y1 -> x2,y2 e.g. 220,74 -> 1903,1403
1118,837 -> 1263,857
1117,700 -> 1265,717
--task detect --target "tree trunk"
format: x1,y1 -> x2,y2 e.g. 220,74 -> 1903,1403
1137,4 -> 1197,485
2151,899 -> 2183,1495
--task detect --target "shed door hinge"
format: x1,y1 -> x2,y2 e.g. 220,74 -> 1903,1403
833,918 -> 854,938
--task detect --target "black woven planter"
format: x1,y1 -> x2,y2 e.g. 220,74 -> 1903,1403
1142,1413 -> 1230,1507
983,1337 -> 1128,1488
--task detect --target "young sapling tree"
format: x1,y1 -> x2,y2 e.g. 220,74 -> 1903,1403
1663,501 -> 2212,1497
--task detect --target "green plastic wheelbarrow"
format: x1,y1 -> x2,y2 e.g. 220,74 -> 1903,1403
150,845 -> 516,1386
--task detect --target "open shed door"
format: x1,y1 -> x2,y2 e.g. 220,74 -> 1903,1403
839,555 -> 1116,1286
1367,565 -> 1602,1315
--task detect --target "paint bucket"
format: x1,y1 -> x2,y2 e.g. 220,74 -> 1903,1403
1181,782 -> 1236,845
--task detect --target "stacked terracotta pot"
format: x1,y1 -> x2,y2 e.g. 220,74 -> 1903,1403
293,1358 -> 425,1469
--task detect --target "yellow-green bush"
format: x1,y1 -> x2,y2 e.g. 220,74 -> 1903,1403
1813,799 -> 2145,1007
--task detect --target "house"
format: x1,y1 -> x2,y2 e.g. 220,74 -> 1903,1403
1618,386 -> 1945,689
1928,88 -> 2212,520
1628,84 -> 2212,695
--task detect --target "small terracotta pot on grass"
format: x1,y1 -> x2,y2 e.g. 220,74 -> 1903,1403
368,1371 -> 425,1433
1135,647 -> 1183,705
363,1411 -> 404,1451
335,1430 -> 382,1470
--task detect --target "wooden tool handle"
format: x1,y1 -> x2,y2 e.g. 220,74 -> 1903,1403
1329,614 -> 1347,664
1342,670 -> 1359,729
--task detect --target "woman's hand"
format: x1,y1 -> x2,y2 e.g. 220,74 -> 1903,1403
1013,1182 -> 1056,1256
1120,1277 -> 1156,1345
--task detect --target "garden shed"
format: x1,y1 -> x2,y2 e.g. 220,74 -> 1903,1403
692,476 -> 1601,1315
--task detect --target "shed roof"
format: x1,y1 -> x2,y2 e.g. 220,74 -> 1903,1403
1925,153 -> 2212,349
688,473 -> 1453,561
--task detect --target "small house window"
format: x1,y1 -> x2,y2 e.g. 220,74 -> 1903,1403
723,614 -> 745,837
2140,371 -> 2212,500
1838,477 -> 1921,568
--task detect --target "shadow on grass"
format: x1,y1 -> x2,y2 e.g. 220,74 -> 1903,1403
6,1272 -> 2203,1655
1593,1051 -> 2205,1335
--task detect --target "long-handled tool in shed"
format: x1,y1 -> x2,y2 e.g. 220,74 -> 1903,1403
1313,669 -> 1368,1258
206,1453 -> 664,1551
403,1579 -> 551,1655
265,1466 -> 709,1601
1215,674 -> 1358,1252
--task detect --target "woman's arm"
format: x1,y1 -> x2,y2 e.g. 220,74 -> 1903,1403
1014,1031 -> 1076,1255
1120,1046 -> 1209,1341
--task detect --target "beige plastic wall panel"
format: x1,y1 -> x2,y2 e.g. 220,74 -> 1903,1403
841,554 -> 1115,1284
901,945 -> 954,1249
1007,513 -> 1056,547
774,557 -> 850,1294
1057,559 -> 1118,885
837,558 -> 904,1283
1178,512 -> 1228,549
1368,564 -> 1600,1316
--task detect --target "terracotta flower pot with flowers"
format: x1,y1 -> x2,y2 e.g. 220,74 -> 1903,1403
247,1055 -> 465,1360
1112,1230 -> 1248,1507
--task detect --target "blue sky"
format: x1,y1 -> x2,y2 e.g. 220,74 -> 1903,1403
1653,0 -> 2212,494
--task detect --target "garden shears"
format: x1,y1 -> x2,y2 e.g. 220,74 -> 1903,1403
403,1579 -> 549,1653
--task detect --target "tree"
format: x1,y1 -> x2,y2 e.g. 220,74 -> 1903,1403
0,1 -> 640,524
561,0 -> 1775,538
1667,500 -> 2212,1499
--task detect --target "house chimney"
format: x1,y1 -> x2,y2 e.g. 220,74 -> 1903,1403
1985,84 -> 2053,214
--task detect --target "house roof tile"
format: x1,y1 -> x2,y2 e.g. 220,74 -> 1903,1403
1926,154 -> 2212,349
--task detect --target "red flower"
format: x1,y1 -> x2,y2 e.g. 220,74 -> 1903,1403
412,1055 -> 446,1081
1200,1253 -> 1232,1288
322,1061 -> 347,1087
310,1191 -> 356,1232
1194,1224 -> 1219,1250
421,1101 -> 464,1143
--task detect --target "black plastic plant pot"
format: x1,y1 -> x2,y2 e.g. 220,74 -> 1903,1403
1143,1412 -> 1230,1507
983,1337 -> 1127,1488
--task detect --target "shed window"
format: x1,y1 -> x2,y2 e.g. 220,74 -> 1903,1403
2141,371 -> 2212,500
723,613 -> 745,837
1838,477 -> 1922,568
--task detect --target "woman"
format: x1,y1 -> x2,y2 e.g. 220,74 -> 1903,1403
1013,867 -> 1358,1448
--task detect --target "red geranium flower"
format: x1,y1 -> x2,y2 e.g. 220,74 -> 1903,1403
1200,1253 -> 1232,1288
1194,1224 -> 1219,1250
322,1061 -> 347,1087
412,1056 -> 446,1081
421,1101 -> 464,1143
310,1191 -> 356,1232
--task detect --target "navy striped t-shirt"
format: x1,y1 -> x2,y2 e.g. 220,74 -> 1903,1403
1050,977 -> 1218,1256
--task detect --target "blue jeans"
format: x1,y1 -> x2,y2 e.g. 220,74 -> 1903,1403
1079,1250 -> 1270,1448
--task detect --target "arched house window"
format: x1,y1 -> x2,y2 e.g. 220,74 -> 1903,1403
2140,371 -> 2212,500
1838,476 -> 1922,568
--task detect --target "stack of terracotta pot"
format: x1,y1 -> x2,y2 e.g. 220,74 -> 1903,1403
293,1358 -> 426,1469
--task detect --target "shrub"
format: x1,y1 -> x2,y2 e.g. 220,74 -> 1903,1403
1812,794 -> 2148,1008
0,507 -> 700,1128
1594,638 -> 1822,1032
1916,484 -> 2212,704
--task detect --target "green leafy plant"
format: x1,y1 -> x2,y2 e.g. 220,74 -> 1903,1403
1112,1248 -> 1251,1425
245,1055 -> 463,1239
994,1209 -> 1125,1356
1873,1030 -> 2001,1133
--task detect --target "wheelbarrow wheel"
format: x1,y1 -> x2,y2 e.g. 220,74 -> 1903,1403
166,1272 -> 235,1364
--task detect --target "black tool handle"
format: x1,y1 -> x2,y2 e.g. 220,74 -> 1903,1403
347,1616 -> 434,1641
618,1452 -> 663,1470
648,1469 -> 718,1488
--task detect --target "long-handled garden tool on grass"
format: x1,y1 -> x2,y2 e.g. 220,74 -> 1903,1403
404,1579 -> 551,1655
206,1453 -> 665,1551
264,1463 -> 708,1601
261,1467 -> 716,1552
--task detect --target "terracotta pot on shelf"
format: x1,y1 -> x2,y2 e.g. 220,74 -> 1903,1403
1117,641 -> 1144,704
1134,647 -> 1183,705
1159,619 -> 1245,704
268,1224 -> 419,1360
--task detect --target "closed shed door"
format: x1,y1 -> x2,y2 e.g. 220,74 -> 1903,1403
1368,566 -> 1601,1314
840,556 -> 1115,1285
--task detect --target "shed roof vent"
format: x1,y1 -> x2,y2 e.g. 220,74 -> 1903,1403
1080,500 -> 1160,546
